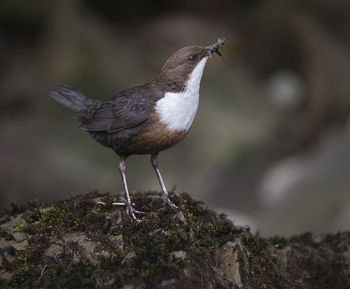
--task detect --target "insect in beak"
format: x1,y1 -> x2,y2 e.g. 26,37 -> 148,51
206,38 -> 225,57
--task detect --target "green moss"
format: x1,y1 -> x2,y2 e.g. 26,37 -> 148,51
39,260 -> 96,289
1,192 -> 350,289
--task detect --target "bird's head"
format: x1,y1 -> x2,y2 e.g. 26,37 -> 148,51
157,38 -> 225,90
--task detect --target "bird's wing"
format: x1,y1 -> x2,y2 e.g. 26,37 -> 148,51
79,84 -> 162,132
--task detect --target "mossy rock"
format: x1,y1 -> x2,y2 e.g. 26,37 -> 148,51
0,192 -> 349,289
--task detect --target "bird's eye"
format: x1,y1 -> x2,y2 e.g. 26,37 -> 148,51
187,55 -> 195,61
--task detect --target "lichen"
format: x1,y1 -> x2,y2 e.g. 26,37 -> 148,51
0,192 -> 350,289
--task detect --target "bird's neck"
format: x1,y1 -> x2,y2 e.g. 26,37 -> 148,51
154,57 -> 208,132
183,57 -> 208,96
155,75 -> 187,93
155,57 -> 208,94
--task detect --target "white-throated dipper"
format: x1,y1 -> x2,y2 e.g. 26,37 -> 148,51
50,38 -> 225,220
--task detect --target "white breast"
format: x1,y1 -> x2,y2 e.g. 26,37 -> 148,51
155,57 -> 208,131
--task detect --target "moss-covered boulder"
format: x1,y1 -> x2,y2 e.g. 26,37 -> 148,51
0,192 -> 349,289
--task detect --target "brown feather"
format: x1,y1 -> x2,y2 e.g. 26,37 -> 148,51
127,111 -> 188,155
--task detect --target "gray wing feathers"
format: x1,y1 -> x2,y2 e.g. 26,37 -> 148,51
79,96 -> 153,132
50,83 -> 162,133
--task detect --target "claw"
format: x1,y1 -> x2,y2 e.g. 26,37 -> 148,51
126,203 -> 144,221
98,198 -> 143,221
118,197 -> 145,221
162,195 -> 178,209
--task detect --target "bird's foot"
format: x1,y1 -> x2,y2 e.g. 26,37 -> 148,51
114,198 -> 144,221
126,203 -> 143,221
161,194 -> 178,209
98,199 -> 143,221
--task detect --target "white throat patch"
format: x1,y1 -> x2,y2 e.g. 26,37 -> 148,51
155,57 -> 208,131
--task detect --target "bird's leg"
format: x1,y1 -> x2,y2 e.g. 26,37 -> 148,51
113,157 -> 143,220
151,154 -> 178,209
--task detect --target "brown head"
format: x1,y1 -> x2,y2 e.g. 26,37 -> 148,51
156,38 -> 225,91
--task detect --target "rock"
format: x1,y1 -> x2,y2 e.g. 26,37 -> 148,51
121,285 -> 136,289
171,250 -> 187,260
2,249 -> 16,265
12,232 -> 26,242
174,211 -> 187,224
160,279 -> 176,287
0,215 -> 25,232
63,232 -> 98,264
0,192 -> 349,289
122,251 -> 136,265
106,210 -> 122,228
44,243 -> 64,258
214,241 -> 242,288
0,239 -> 15,250
11,240 -> 28,251
0,271 -> 13,281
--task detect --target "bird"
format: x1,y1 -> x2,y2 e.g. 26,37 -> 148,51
49,38 -> 225,220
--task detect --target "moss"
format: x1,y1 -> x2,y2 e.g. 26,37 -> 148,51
1,192 -> 350,289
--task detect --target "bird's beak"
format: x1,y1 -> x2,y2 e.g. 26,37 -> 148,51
206,38 -> 225,57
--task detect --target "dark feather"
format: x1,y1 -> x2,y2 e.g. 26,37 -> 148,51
49,85 -> 88,113
79,83 -> 164,132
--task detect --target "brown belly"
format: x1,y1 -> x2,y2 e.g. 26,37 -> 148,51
127,116 -> 188,155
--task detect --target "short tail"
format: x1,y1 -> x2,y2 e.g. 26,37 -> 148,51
49,85 -> 88,113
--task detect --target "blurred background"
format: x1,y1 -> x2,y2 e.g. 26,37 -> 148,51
1,0 -> 350,237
